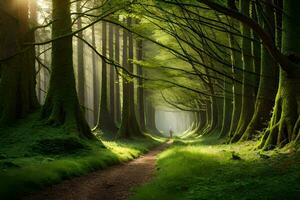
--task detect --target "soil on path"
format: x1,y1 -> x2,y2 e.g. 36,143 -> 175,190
24,140 -> 172,200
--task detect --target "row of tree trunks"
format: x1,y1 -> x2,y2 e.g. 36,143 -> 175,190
0,0 -> 149,141
258,0 -> 300,149
0,0 -> 38,126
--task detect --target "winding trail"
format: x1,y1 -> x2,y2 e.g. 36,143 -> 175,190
24,140 -> 172,200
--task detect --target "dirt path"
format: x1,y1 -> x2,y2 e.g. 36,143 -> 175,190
24,141 -> 172,200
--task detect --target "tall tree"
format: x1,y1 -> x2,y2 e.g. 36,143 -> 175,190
108,22 -> 115,122
118,18 -> 143,138
76,1 -> 85,109
242,0 -> 278,141
226,1 -> 243,138
260,0 -> 300,149
230,0 -> 256,143
137,39 -> 146,131
41,0 -> 94,139
95,21 -> 116,132
114,23 -> 121,124
0,0 -> 38,125
92,25 -> 99,126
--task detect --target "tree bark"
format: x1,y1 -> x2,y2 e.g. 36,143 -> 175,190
259,0 -> 300,149
115,24 -> 121,124
41,0 -> 94,139
220,76 -> 233,138
137,39 -> 146,131
95,21 -> 116,132
230,0 -> 256,143
118,18 -> 143,138
108,22 -> 115,122
91,25 -> 99,126
76,1 -> 85,109
0,0 -> 38,125
241,0 -> 278,141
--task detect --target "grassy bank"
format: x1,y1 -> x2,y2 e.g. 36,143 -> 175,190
0,113 -> 164,199
131,136 -> 300,200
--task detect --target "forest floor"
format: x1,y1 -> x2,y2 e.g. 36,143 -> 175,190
0,113 -> 165,199
2,115 -> 300,200
24,140 -> 172,200
131,136 -> 300,200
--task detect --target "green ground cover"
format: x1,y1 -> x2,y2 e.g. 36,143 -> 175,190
0,113 -> 164,199
131,136 -> 300,200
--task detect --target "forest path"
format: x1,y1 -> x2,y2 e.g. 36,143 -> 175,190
24,140 -> 172,200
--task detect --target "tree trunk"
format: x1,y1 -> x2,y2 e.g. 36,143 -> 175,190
251,3 -> 261,96
202,100 -> 212,134
41,0 -> 94,139
91,25 -> 99,126
108,22 -> 115,122
0,0 -> 38,125
227,1 -> 243,138
259,0 -> 300,149
137,39 -> 146,131
241,0 -> 278,141
95,21 -> 116,132
76,1 -> 85,109
231,0 -> 256,143
220,76 -> 233,138
146,101 -> 160,135
118,18 -> 143,138
115,24 -> 121,124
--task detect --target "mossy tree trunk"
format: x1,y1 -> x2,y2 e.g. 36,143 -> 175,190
0,0 -> 38,125
215,96 -> 223,132
193,109 -> 207,135
41,0 -> 94,139
220,76 -> 233,138
227,11 -> 243,138
251,3 -> 261,97
117,18 -> 143,138
259,0 -> 300,149
241,0 -> 278,141
230,0 -> 256,143
202,100 -> 212,134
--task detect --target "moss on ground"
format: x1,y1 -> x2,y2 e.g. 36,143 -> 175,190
130,136 -> 300,200
0,113 -> 164,199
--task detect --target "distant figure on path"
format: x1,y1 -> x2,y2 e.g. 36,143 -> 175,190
169,128 -> 173,138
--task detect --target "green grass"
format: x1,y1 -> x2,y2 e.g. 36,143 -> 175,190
130,136 -> 300,200
0,113 -> 165,199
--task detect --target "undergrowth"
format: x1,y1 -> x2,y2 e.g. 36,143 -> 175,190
131,136 -> 300,200
0,113 -> 164,199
